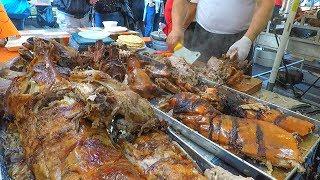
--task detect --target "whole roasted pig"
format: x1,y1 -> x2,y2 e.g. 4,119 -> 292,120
161,92 -> 302,169
204,88 -> 315,137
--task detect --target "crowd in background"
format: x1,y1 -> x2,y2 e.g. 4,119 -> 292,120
0,0 -> 166,37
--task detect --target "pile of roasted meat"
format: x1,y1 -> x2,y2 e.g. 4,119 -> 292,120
71,42 -> 315,170
143,50 -> 251,87
0,38 -> 245,180
119,46 -> 316,170
160,89 -> 315,169
202,53 -> 251,87
0,38 -> 316,179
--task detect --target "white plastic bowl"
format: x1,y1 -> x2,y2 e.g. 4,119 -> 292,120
102,21 -> 118,28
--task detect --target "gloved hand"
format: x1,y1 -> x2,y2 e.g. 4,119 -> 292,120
227,36 -> 252,61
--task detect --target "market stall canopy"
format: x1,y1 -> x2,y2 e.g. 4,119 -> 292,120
0,4 -> 19,39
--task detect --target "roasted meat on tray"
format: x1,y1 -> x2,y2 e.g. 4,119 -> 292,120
201,52 -> 251,87
4,41 -> 149,179
2,38 -> 244,180
204,88 -> 315,137
161,92 -> 305,168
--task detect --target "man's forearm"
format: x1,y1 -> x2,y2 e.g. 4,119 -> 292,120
183,3 -> 197,29
245,0 -> 274,41
172,0 -> 188,31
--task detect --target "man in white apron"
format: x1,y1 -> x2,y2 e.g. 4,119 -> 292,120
167,0 -> 274,71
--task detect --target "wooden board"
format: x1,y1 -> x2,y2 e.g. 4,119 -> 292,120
232,76 -> 262,95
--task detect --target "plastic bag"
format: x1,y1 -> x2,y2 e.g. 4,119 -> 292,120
0,0 -> 30,19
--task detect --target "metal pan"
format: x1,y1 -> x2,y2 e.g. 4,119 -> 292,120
168,127 -> 216,172
154,79 -> 320,179
153,106 -> 274,180
136,52 -> 320,179
200,78 -> 320,179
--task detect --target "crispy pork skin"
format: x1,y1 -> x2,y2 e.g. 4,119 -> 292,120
163,92 -> 302,168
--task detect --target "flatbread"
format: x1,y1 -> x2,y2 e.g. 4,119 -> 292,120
117,35 -> 145,49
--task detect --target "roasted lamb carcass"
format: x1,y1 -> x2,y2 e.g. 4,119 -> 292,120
85,41 -> 128,82
161,92 -> 302,169
6,88 -> 146,179
143,57 -> 200,94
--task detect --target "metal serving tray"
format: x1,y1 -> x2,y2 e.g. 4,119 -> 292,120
137,52 -> 320,179
153,106 -> 274,179
153,77 -> 320,180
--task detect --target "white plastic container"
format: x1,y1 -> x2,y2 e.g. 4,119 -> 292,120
102,21 -> 118,28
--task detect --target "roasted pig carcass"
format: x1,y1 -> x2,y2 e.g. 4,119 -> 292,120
179,114 -> 301,168
160,92 -> 220,116
120,131 -> 206,179
204,88 -> 315,137
242,106 -> 315,137
162,92 -> 302,168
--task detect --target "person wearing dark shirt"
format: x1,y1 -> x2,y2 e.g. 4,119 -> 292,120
93,0 -> 135,29
53,0 -> 92,29
129,0 -> 145,34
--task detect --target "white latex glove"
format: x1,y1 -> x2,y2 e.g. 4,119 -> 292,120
227,36 -> 252,61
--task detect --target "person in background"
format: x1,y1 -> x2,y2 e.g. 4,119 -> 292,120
167,0 -> 274,71
53,0 -> 92,29
164,0 -> 197,48
144,0 -> 162,37
129,0 -> 145,34
35,0 -> 59,28
0,0 -> 30,30
93,0 -> 135,29
270,0 -> 283,31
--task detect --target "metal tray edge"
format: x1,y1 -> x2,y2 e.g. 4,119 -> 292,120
167,127 -> 216,171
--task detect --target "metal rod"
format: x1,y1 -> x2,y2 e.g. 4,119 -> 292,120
267,0 -> 300,91
253,60 -> 303,78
